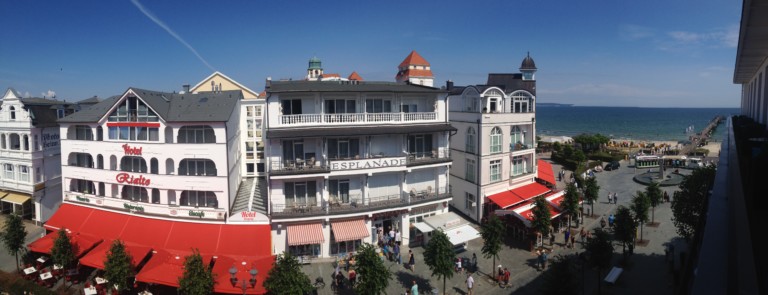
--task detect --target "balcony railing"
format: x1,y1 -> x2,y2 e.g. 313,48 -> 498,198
270,160 -> 330,175
406,149 -> 452,166
510,142 -> 534,152
270,187 -> 450,218
278,112 -> 437,126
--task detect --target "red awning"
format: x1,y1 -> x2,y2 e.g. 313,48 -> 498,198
287,223 -> 324,246
487,182 -> 552,209
165,222 -> 222,255
44,204 -> 94,231
78,209 -> 132,241
28,232 -> 56,254
487,190 -> 526,209
120,216 -> 175,249
212,255 -> 273,294
79,240 -> 151,270
218,224 -> 272,258
28,231 -> 102,257
515,202 -> 563,222
537,160 -> 557,186
135,250 -> 191,287
331,219 -> 369,242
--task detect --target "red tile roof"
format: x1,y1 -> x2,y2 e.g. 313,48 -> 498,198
348,71 -> 363,81
396,69 -> 434,81
321,73 -> 341,78
399,50 -> 430,68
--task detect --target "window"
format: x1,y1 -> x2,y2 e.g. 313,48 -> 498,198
400,104 -> 417,113
18,166 -> 29,182
178,159 -> 217,176
120,156 -> 147,173
284,181 -> 317,207
0,134 -> 5,149
329,179 -> 351,203
107,126 -> 159,142
57,109 -> 65,119
466,127 -> 476,153
282,140 -> 304,161
324,99 -> 356,114
490,159 -> 501,182
180,191 -> 218,207
36,167 -> 42,183
108,96 -> 159,122
511,91 -> 533,113
33,135 -> 39,151
245,142 -> 254,159
246,119 -> 255,138
4,164 -> 13,179
490,127 -> 502,153
176,126 -> 215,143
246,106 -> 254,117
9,106 -> 16,120
465,192 -> 476,209
465,159 -> 476,183
70,179 -> 95,194
121,185 -> 148,203
22,135 -> 28,150
407,134 -> 433,158
150,158 -> 158,174
328,138 -> 360,159
8,134 -> 20,150
255,106 -> 262,116
510,126 -> 523,149
281,99 -> 302,115
512,156 -> 526,176
151,188 -> 160,204
365,99 -> 392,113
246,163 -> 255,174
70,152 -> 93,168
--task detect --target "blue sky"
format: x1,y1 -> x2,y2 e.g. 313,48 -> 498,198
0,0 -> 742,107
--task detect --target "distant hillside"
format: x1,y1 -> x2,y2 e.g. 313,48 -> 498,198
538,103 -> 573,107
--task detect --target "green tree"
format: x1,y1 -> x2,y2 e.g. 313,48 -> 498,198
538,254 -> 579,295
178,249 -> 215,295
1,213 -> 27,273
563,144 -> 574,159
353,243 -> 391,295
104,239 -> 134,293
480,214 -> 505,278
562,183 -> 581,228
583,177 -> 600,216
553,142 -> 562,154
264,252 -> 313,295
573,149 -> 587,169
423,230 -> 456,295
630,191 -> 651,242
671,166 -> 716,241
585,230 -> 614,295
645,182 -> 663,224
530,196 -> 552,247
51,229 -> 75,269
613,206 -> 637,258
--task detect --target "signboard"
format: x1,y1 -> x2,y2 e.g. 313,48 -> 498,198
42,131 -> 60,149
330,157 -> 406,171
115,173 -> 151,186
122,144 -> 142,156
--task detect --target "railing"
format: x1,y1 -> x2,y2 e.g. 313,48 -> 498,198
277,112 -> 438,126
270,188 -> 450,218
270,160 -> 330,175
406,149 -> 452,166
510,142 -> 534,152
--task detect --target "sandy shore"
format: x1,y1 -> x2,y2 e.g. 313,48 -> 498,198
539,135 -> 722,156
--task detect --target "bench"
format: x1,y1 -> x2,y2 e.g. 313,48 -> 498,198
604,266 -> 623,284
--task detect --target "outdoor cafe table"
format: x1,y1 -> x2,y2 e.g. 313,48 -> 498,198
53,264 -> 63,270
36,256 -> 48,263
23,267 -> 36,275
39,272 -> 53,280
95,277 -> 108,285
83,286 -> 97,295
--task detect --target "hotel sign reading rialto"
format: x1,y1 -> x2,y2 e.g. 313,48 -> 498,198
116,173 -> 151,186
330,157 -> 406,171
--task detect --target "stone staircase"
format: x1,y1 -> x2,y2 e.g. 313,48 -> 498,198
251,178 -> 268,215
230,177 -> 269,216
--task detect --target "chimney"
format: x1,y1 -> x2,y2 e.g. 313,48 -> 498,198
446,80 -> 454,91
265,77 -> 272,89
182,84 -> 190,93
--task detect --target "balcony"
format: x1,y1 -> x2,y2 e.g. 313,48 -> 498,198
278,112 -> 438,127
269,160 -> 330,176
270,187 -> 451,219
406,149 -> 452,167
510,142 -> 534,152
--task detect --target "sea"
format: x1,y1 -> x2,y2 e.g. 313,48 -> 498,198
535,106 -> 740,142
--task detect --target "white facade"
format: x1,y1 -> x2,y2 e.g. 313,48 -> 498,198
264,80 -> 454,258
58,88 -> 250,223
0,88 -> 63,223
240,100 -> 266,177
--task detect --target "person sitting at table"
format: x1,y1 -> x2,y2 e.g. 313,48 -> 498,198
348,269 -> 357,286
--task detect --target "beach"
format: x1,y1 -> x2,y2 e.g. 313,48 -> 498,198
539,135 -> 722,157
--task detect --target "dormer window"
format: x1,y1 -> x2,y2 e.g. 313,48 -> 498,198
57,109 -> 65,119
108,97 -> 158,122
9,106 -> 16,120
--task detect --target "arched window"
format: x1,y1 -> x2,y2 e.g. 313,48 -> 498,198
151,188 -> 160,204
150,158 -> 158,174
490,127 -> 502,154
121,185 -> 148,202
110,155 -> 117,170
510,91 -> 534,113
465,127 -> 476,153
68,152 -> 94,168
68,125 -> 93,140
9,106 -> 16,120
165,158 -> 174,175
69,179 -> 95,194
98,182 -> 105,197
96,126 -> 103,141
168,190 -> 176,205
0,134 -> 6,149
178,159 -> 217,176
510,126 -> 524,151
177,126 -> 216,143
97,155 -> 104,169
8,134 -> 20,150
165,127 -> 173,143
22,135 -> 29,150
120,156 -> 147,173
180,191 -> 217,208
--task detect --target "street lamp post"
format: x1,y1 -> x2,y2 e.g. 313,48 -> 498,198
229,262 -> 258,295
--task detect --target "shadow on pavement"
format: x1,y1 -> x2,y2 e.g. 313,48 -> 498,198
395,270 -> 434,293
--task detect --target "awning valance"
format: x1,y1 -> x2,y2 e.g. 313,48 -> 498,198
2,192 -> 31,205
331,219 -> 369,242
287,223 -> 324,246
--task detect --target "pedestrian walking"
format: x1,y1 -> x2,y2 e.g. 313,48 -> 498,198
580,227 -> 586,244
564,229 -> 570,246
549,233 -> 555,246
536,250 -> 543,271
570,235 -> 575,248
471,253 -> 477,272
408,250 -> 415,272
613,193 -> 618,204
600,216 -> 607,229
608,192 -> 612,204
394,243 -> 401,265
609,214 -> 615,227
466,273 -> 475,295
411,280 -> 419,295
542,250 -> 549,270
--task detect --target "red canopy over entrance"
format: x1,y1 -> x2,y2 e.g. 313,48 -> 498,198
79,240 -> 151,270
487,182 -> 552,209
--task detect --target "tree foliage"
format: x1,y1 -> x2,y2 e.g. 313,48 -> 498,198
645,182 -> 663,223
585,229 -> 614,295
178,249 -> 215,295
573,149 -> 587,169
613,206 -> 637,255
538,254 -> 580,295
631,191 -> 651,242
423,230 -> 455,295
583,176 -> 600,215
562,183 -> 581,227
573,133 -> 611,153
672,166 -> 716,241
531,196 -> 552,242
1,213 -> 27,272
353,243 -> 391,295
264,252 -> 313,295
480,214 -> 505,277
104,239 -> 134,292
553,142 -> 562,153
51,229 -> 75,269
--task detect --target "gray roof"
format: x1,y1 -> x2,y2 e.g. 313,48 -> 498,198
267,80 -> 446,94
267,123 -> 457,139
486,74 -> 524,92
59,88 -> 241,123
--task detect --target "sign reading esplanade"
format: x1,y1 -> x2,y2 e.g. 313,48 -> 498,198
330,157 -> 406,170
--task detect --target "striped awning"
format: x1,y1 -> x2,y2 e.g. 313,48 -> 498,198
331,219 -> 370,242
2,192 -> 31,205
287,223 -> 324,246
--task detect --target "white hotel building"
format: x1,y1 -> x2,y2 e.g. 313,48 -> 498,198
263,77 -> 457,258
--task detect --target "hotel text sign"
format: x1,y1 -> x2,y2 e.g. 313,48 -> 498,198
330,157 -> 406,170
116,173 -> 151,186
122,144 -> 143,156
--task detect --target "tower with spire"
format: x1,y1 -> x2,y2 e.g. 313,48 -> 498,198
519,52 -> 537,94
307,56 -> 323,81
395,50 -> 434,87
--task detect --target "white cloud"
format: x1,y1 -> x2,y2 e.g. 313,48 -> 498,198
664,25 -> 739,49
619,25 -> 654,41
41,90 -> 56,98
